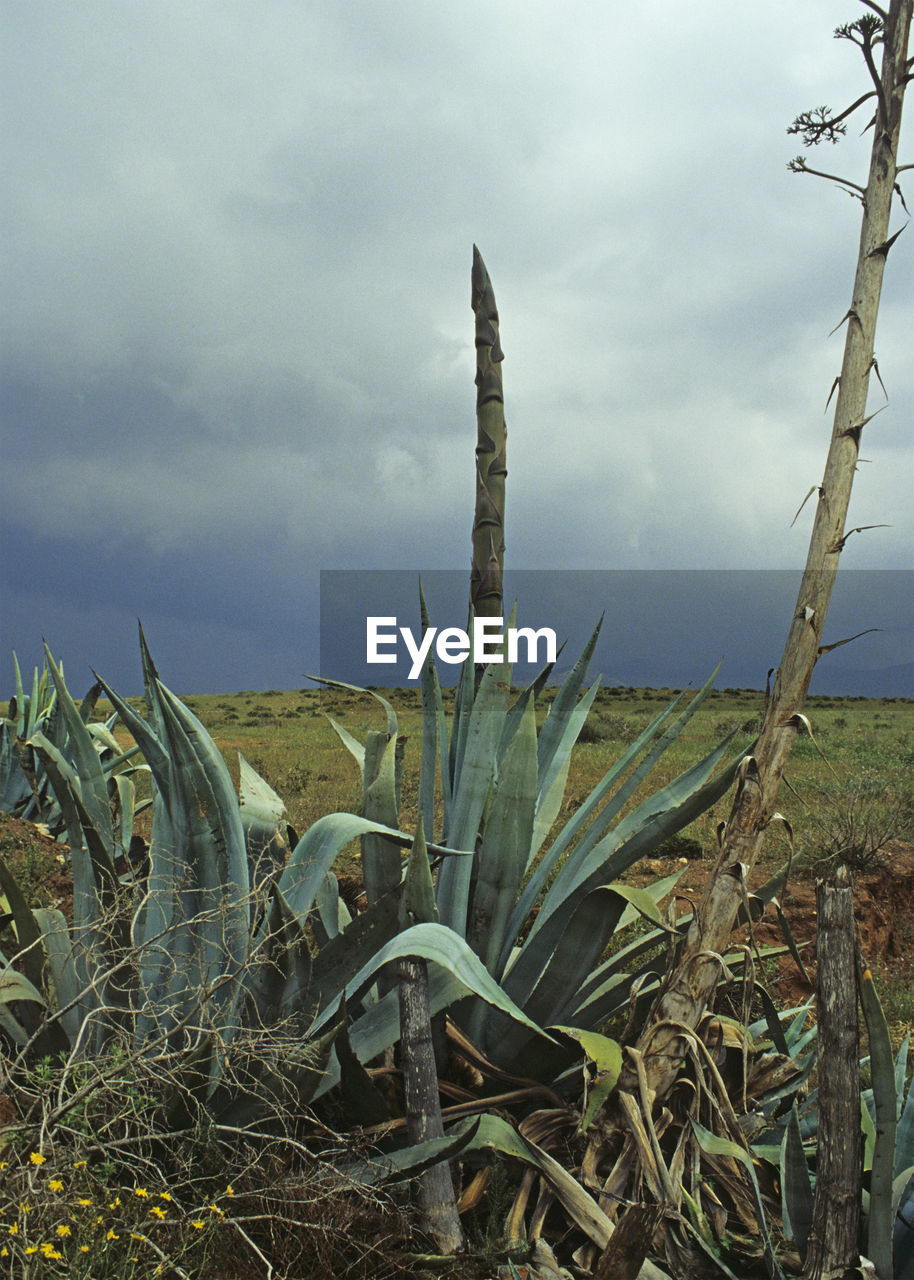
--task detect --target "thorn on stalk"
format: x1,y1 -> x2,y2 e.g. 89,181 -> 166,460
868,357 -> 888,398
817,627 -> 885,658
841,404 -> 886,444
827,523 -> 890,552
825,376 -> 841,410
828,308 -> 862,337
867,222 -> 908,258
790,485 -> 824,527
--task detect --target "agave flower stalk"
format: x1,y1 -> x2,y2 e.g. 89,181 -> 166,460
632,0 -> 913,1106
470,244 -> 507,623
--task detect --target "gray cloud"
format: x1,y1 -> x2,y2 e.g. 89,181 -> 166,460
2,0 -> 911,694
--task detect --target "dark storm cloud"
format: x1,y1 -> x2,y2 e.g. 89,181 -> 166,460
2,1 -> 911,695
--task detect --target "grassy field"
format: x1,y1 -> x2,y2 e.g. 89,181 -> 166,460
78,681 -> 914,886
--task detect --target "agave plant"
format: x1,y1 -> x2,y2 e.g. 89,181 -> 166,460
0,651 -> 145,837
323,592 -> 742,1083
0,633 -> 549,1121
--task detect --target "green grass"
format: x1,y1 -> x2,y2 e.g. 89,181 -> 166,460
38,682 -> 910,888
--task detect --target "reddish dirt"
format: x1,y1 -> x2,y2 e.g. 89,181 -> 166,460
0,814 -> 76,920
753,841 -> 914,1007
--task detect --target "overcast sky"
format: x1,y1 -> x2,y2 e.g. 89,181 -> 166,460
2,1 -> 912,698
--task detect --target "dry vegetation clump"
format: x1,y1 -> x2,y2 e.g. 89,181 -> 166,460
0,1040 -> 416,1280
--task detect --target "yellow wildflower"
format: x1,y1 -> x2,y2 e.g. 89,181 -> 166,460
29,1152 -> 47,1166
191,1219 -> 205,1229
106,1228 -> 119,1241
78,1197 -> 93,1207
133,1187 -> 149,1198
159,1191 -> 172,1202
108,1196 -> 121,1209
25,1245 -> 39,1255
208,1203 -> 224,1216
72,1159 -> 87,1168
6,1224 -> 18,1236
42,1246 -> 63,1260
56,1223 -> 71,1237
225,1184 -> 235,1196
49,1179 -> 64,1192
149,1204 -> 167,1219
79,1244 -> 90,1253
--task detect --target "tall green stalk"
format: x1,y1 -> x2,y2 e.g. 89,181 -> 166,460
470,245 -> 507,622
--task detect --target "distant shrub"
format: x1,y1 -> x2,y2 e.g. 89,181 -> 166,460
804,767 -> 914,872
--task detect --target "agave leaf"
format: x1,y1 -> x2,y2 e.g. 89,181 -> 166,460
342,1116 -> 482,1185
452,1113 -> 622,1255
535,676 -> 600,845
308,675 -> 398,738
492,885 -> 648,1065
400,822 -> 438,927
531,734 -> 738,947
11,653 -> 27,736
308,921 -> 552,1044
0,852 -> 47,994
466,697 -> 538,978
496,653 -> 557,766
311,887 -> 402,1010
437,660 -> 509,934
417,581 -> 440,843
326,716 -> 365,769
111,773 -> 136,857
97,670 -> 251,1044
780,1103 -> 813,1253
43,645 -> 113,850
529,748 -> 571,866
859,962 -> 897,1279
498,681 -> 708,973
507,876 -> 680,1025
314,966 -> 468,1099
535,617 -> 601,792
310,872 -> 351,947
362,731 -> 403,905
0,956 -> 45,1008
280,812 -> 471,926
238,752 -> 287,891
31,906 -> 84,1044
93,679 -> 170,780
555,1028 -> 623,1131
244,882 -> 313,1023
279,814 -> 401,922
897,1043 -> 914,1181
690,1118 -> 786,1280
895,1029 -> 910,1120
570,927 -> 672,1031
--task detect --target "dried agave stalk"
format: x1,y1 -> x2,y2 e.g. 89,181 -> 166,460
627,0 -> 912,1105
